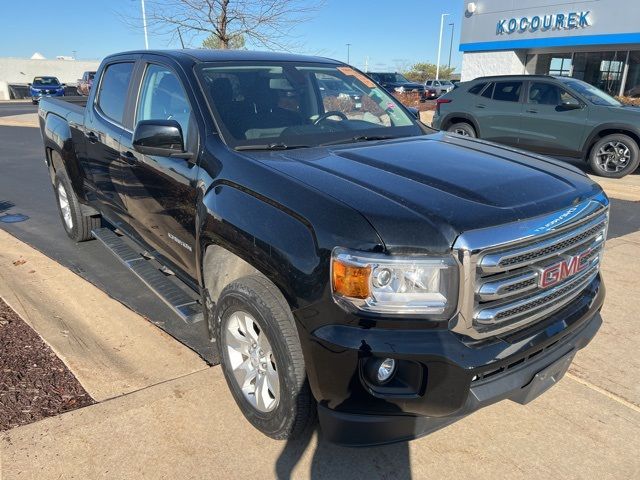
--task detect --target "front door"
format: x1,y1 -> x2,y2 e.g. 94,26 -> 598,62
119,62 -> 200,279
518,81 -> 588,157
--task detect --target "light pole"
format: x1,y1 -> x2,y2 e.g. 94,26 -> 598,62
141,0 -> 149,50
447,23 -> 455,70
346,43 -> 351,64
436,13 -> 450,80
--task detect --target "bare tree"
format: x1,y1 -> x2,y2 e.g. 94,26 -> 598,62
128,0 -> 324,50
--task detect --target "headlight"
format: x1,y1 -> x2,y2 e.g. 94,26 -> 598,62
331,248 -> 458,318
394,86 -> 405,93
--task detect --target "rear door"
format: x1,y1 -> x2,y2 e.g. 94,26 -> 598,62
474,80 -> 524,146
118,57 -> 201,279
518,81 -> 588,157
84,59 -> 137,222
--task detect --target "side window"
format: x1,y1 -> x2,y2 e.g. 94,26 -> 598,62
97,62 -> 134,124
529,82 -> 580,106
492,81 -> 522,102
469,82 -> 487,95
481,82 -> 495,98
136,64 -> 192,140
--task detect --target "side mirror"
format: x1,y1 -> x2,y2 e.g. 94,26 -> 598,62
556,103 -> 582,112
61,83 -> 66,87
406,106 -> 420,119
133,119 -> 192,159
28,83 -> 31,87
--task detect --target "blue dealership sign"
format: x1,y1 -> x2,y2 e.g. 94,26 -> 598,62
497,11 -> 591,35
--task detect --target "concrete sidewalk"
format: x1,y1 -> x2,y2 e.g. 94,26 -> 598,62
1,366 -> 638,480
0,229 -> 206,401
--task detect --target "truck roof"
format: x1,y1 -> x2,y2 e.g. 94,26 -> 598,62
105,49 -> 342,65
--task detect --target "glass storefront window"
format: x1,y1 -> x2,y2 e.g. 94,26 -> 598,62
572,51 -> 625,96
624,51 -> 640,97
528,53 -> 572,76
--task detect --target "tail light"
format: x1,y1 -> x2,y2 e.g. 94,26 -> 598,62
436,98 -> 451,114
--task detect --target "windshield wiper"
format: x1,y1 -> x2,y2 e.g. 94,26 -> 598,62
235,143 -> 310,151
319,135 -> 401,147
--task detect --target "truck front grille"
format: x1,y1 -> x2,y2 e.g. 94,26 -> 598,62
453,194 -> 609,339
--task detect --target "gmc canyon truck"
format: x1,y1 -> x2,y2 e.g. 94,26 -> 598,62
39,50 -> 608,446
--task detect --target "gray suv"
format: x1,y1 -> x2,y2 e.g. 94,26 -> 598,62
432,75 -> 640,178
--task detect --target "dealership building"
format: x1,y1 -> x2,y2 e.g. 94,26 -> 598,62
460,0 -> 640,97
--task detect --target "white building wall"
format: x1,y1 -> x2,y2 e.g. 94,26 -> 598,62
0,57 -> 101,99
460,50 -> 527,81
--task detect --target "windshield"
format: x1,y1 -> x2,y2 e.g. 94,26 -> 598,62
198,62 -> 421,149
33,77 -> 60,86
441,80 -> 453,86
560,78 -> 621,107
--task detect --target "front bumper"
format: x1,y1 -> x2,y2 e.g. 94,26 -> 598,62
297,275 -> 604,446
31,90 -> 64,101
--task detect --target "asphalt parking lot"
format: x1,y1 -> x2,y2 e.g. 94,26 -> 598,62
0,101 -> 639,479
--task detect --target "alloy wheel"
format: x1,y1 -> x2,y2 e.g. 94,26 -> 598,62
596,141 -> 632,173
57,183 -> 73,229
224,310 -> 280,413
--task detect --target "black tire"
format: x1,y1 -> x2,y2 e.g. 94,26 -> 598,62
214,275 -> 316,440
53,170 -> 100,242
588,134 -> 640,178
447,122 -> 477,138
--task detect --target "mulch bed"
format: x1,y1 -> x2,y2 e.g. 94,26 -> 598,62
0,297 -> 94,431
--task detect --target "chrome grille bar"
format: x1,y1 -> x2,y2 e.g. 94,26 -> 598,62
479,213 -> 608,273
475,264 -> 600,326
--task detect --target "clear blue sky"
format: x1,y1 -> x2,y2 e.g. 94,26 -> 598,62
0,0 -> 465,72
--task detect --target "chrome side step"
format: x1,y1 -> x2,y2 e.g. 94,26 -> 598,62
92,228 -> 204,324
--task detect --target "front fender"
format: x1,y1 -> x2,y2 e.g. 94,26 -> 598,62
197,181 -> 324,309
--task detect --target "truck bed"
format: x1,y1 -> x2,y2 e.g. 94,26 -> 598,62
40,96 -> 87,125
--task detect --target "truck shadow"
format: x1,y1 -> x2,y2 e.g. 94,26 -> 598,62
275,423 -> 412,480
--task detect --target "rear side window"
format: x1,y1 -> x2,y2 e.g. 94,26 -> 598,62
481,82 -> 495,98
469,82 -> 487,95
492,81 -> 522,102
97,62 -> 134,124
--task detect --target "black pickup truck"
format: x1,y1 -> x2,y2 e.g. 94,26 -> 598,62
39,50 -> 608,446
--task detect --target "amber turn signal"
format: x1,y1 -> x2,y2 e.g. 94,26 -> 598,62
332,259 -> 371,299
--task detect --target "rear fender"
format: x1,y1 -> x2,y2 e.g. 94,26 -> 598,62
43,113 -> 86,201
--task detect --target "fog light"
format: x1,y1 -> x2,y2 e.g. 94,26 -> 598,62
377,358 -> 396,383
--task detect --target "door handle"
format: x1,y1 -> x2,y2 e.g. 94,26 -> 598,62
526,109 -> 538,114
85,131 -> 99,143
120,151 -> 137,166
476,104 -> 486,109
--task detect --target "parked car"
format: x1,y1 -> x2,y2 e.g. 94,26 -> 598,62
318,77 -> 362,109
368,72 -> 434,100
433,74 -> 640,178
29,76 -> 65,104
39,50 -> 607,446
424,79 -> 454,96
77,71 -> 96,96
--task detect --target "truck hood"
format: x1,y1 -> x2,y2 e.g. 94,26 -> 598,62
253,132 -> 602,253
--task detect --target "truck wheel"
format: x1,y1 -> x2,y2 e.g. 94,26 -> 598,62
54,171 -> 100,242
447,122 -> 476,138
589,134 -> 640,178
214,275 -> 316,439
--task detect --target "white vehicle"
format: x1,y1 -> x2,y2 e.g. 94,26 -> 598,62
424,79 -> 454,96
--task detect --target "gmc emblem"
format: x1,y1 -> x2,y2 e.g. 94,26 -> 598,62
539,250 -> 592,288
